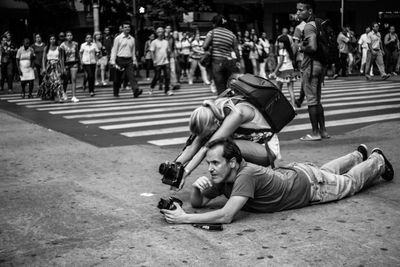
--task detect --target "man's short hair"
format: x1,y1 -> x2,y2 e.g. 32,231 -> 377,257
122,21 -> 131,27
297,0 -> 316,11
206,138 -> 243,164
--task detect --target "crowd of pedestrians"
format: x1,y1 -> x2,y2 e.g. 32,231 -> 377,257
0,10 -> 399,103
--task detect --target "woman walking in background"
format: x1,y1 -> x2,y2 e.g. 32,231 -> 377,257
80,33 -> 99,97
270,35 -> 297,109
189,33 -> 210,85
249,34 -> 260,75
144,33 -> 155,81
60,31 -> 80,102
31,33 -> 45,90
39,35 -> 64,102
94,31 -> 108,86
16,38 -> 35,98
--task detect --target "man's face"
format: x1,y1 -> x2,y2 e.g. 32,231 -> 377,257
157,28 -> 164,38
104,28 -> 110,35
373,24 -> 379,32
206,146 -> 233,184
390,26 -> 395,34
123,24 -> 130,34
165,26 -> 171,34
296,3 -> 311,22
366,27 -> 371,34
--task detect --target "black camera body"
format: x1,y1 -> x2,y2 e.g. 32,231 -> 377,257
157,197 -> 183,210
159,161 -> 185,188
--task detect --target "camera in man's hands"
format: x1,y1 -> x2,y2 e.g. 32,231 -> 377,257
157,197 -> 183,210
159,161 -> 185,188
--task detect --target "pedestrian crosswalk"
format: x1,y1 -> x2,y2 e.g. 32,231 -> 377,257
1,79 -> 400,147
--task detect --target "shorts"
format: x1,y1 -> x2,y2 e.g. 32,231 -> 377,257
302,61 -> 325,106
97,56 -> 108,68
65,62 -> 79,70
276,69 -> 297,83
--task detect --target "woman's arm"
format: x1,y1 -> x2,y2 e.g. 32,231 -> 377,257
273,54 -> 284,75
175,135 -> 203,164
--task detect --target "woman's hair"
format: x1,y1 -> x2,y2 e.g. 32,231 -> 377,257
277,35 -> 294,61
212,15 -> 227,27
189,100 -> 224,137
44,34 -> 56,55
93,31 -> 102,41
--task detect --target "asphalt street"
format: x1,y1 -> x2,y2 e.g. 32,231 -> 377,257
0,77 -> 399,266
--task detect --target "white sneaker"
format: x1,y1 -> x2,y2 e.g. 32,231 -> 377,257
71,96 -> 79,103
210,84 -> 217,94
125,86 -> 132,90
188,81 -> 193,85
95,81 -> 100,86
62,92 -> 68,101
102,81 -> 108,86
148,88 -> 153,95
167,90 -> 174,96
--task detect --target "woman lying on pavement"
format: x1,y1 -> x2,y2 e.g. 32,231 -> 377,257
173,96 -> 281,190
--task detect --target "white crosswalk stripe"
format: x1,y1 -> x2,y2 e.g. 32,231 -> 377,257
2,79 -> 400,147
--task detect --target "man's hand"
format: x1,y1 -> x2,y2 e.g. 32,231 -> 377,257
161,203 -> 187,224
192,176 -> 213,192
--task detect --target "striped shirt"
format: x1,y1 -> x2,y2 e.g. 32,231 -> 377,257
206,27 -> 237,60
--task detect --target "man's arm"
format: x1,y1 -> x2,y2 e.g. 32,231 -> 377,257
131,37 -> 137,65
162,195 -> 248,224
203,31 -> 212,51
109,36 -> 118,65
232,37 -> 241,61
301,23 -> 317,54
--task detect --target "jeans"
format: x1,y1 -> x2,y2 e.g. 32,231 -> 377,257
365,50 -> 387,76
211,58 -> 239,95
294,151 -> 385,204
151,64 -> 170,93
82,64 -> 96,93
335,52 -> 348,76
113,57 -> 139,96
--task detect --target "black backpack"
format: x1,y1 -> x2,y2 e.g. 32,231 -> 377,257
310,18 -> 337,66
222,73 -> 296,133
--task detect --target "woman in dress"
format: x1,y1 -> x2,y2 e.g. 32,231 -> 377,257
60,31 -> 80,102
144,33 -> 155,81
16,38 -> 35,98
40,35 -> 64,102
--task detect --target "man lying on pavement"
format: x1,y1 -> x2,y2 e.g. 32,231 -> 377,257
161,138 -> 394,224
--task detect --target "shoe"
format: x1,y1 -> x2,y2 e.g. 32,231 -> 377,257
391,72 -> 398,76
71,96 -> 79,103
133,89 -> 143,98
172,84 -> 181,90
167,90 -> 174,96
28,94 -> 33,99
102,81 -> 108,86
158,86 -> 163,91
210,84 -> 217,94
90,92 -> 95,97
125,86 -> 132,90
62,92 -> 68,101
114,94 -> 120,97
295,99 -> 302,108
148,88 -> 153,95
333,74 -> 339,79
205,81 -> 211,85
382,74 -> 390,80
146,77 -> 150,81
300,134 -> 322,141
95,81 -> 100,86
357,144 -> 368,161
365,75 -> 371,81
8,89 -> 13,93
188,81 -> 193,85
371,148 -> 394,181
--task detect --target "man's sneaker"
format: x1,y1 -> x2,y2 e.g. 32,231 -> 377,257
167,90 -> 174,96
371,148 -> 394,181
333,74 -> 339,79
90,92 -> 95,97
71,96 -> 79,103
382,74 -> 390,80
357,144 -> 368,161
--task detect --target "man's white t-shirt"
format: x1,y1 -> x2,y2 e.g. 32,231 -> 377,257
367,31 -> 382,50
149,39 -> 169,66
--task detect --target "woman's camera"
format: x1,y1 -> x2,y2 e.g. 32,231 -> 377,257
159,161 -> 185,188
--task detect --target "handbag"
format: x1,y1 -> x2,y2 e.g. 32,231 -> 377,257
200,30 -> 213,67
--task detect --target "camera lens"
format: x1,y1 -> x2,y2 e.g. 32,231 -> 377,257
159,163 -> 167,174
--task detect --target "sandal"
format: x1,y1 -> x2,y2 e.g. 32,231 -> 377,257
300,134 -> 322,141
320,131 -> 331,139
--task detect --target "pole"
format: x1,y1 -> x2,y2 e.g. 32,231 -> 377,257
132,0 -> 137,33
93,1 -> 100,33
340,0 -> 344,29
